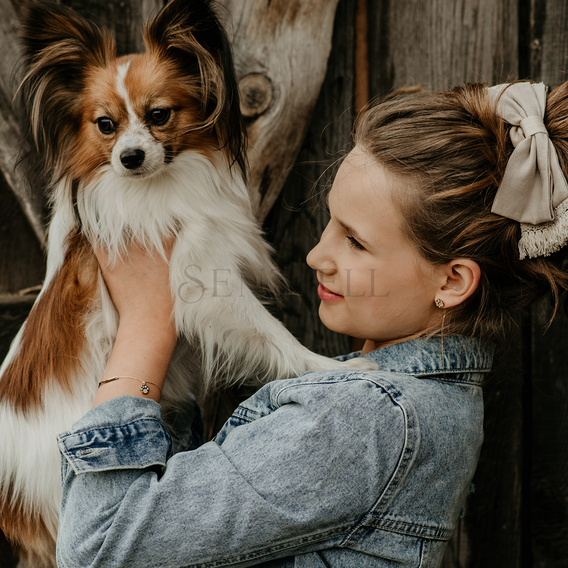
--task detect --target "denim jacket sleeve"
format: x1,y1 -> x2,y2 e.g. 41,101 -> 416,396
56,378 -> 408,568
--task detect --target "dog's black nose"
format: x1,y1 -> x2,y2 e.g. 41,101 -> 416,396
120,148 -> 145,170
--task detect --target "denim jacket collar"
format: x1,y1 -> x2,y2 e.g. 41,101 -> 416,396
359,335 -> 494,384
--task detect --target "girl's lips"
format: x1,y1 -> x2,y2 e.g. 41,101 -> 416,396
317,283 -> 343,301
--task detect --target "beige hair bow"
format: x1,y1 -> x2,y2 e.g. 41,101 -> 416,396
487,82 -> 568,259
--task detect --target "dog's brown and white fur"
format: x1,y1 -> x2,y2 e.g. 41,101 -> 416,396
0,1 -> 374,566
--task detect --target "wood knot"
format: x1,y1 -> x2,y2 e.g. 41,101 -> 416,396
239,73 -> 273,119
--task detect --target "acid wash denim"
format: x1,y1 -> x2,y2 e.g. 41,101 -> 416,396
56,335 -> 492,568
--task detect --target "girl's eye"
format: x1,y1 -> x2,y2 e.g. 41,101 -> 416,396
149,108 -> 171,125
96,117 -> 116,134
347,236 -> 365,250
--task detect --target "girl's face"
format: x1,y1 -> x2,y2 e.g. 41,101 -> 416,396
307,147 -> 445,352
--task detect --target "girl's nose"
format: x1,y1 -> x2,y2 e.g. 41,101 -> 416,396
306,224 -> 336,274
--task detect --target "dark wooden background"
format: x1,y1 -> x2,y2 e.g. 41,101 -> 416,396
1,0 -> 567,566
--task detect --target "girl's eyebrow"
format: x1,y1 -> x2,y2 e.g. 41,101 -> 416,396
337,219 -> 370,247
326,193 -> 370,246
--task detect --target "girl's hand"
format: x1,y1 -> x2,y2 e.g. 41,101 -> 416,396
94,241 -> 175,324
93,240 -> 177,406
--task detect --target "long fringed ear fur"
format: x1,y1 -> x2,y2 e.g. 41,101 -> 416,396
17,1 -> 116,183
143,0 -> 247,177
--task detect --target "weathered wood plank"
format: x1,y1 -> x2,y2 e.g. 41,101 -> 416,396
527,0 -> 568,86
444,329 -> 526,568
0,172 -> 44,294
355,0 -> 370,112
526,3 -> 568,565
0,294 -> 36,361
0,7 -> 45,297
0,7 -> 44,297
0,0 -> 46,242
218,0 -> 340,221
264,0 -> 355,358
530,298 -> 568,568
368,0 -> 519,96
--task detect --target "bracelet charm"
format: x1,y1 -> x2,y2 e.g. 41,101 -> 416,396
98,376 -> 161,396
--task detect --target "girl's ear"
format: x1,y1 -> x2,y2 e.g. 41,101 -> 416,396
436,259 -> 481,308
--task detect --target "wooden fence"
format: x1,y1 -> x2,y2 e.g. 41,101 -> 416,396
1,0 -> 567,566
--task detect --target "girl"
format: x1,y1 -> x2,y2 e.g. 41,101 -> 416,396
56,81 -> 568,567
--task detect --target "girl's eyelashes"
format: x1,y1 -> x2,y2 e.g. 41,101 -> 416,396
347,236 -> 365,250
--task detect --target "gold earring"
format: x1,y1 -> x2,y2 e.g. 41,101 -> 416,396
434,298 -> 446,369
440,309 -> 447,370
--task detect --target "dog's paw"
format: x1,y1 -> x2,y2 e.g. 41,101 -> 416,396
337,357 -> 379,371
302,354 -> 379,373
297,352 -> 378,374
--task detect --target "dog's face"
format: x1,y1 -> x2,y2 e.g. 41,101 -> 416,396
77,54 -> 216,182
19,0 -> 246,186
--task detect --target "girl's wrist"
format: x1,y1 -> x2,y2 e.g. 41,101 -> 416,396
93,315 -> 177,407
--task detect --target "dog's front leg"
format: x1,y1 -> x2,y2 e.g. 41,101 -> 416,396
169,259 -> 376,391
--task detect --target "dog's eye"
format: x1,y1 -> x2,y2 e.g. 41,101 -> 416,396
96,117 -> 116,135
149,108 -> 171,126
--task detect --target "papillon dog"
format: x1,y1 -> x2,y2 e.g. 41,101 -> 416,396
0,0 -> 374,566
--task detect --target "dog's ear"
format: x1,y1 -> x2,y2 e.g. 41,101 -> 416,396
144,0 -> 247,176
17,1 -> 116,180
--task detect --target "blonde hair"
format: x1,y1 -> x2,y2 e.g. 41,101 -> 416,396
354,83 -> 568,342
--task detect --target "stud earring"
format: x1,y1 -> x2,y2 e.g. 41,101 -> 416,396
434,298 -> 445,308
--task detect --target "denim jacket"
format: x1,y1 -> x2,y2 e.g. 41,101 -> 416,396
56,336 -> 492,568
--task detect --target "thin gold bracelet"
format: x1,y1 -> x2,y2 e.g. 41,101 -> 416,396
98,376 -> 162,396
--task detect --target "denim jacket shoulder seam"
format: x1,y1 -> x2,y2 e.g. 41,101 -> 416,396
411,367 -> 491,375
272,371 -> 412,403
392,371 -> 486,387
272,370 -> 484,402
433,377 -> 485,387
